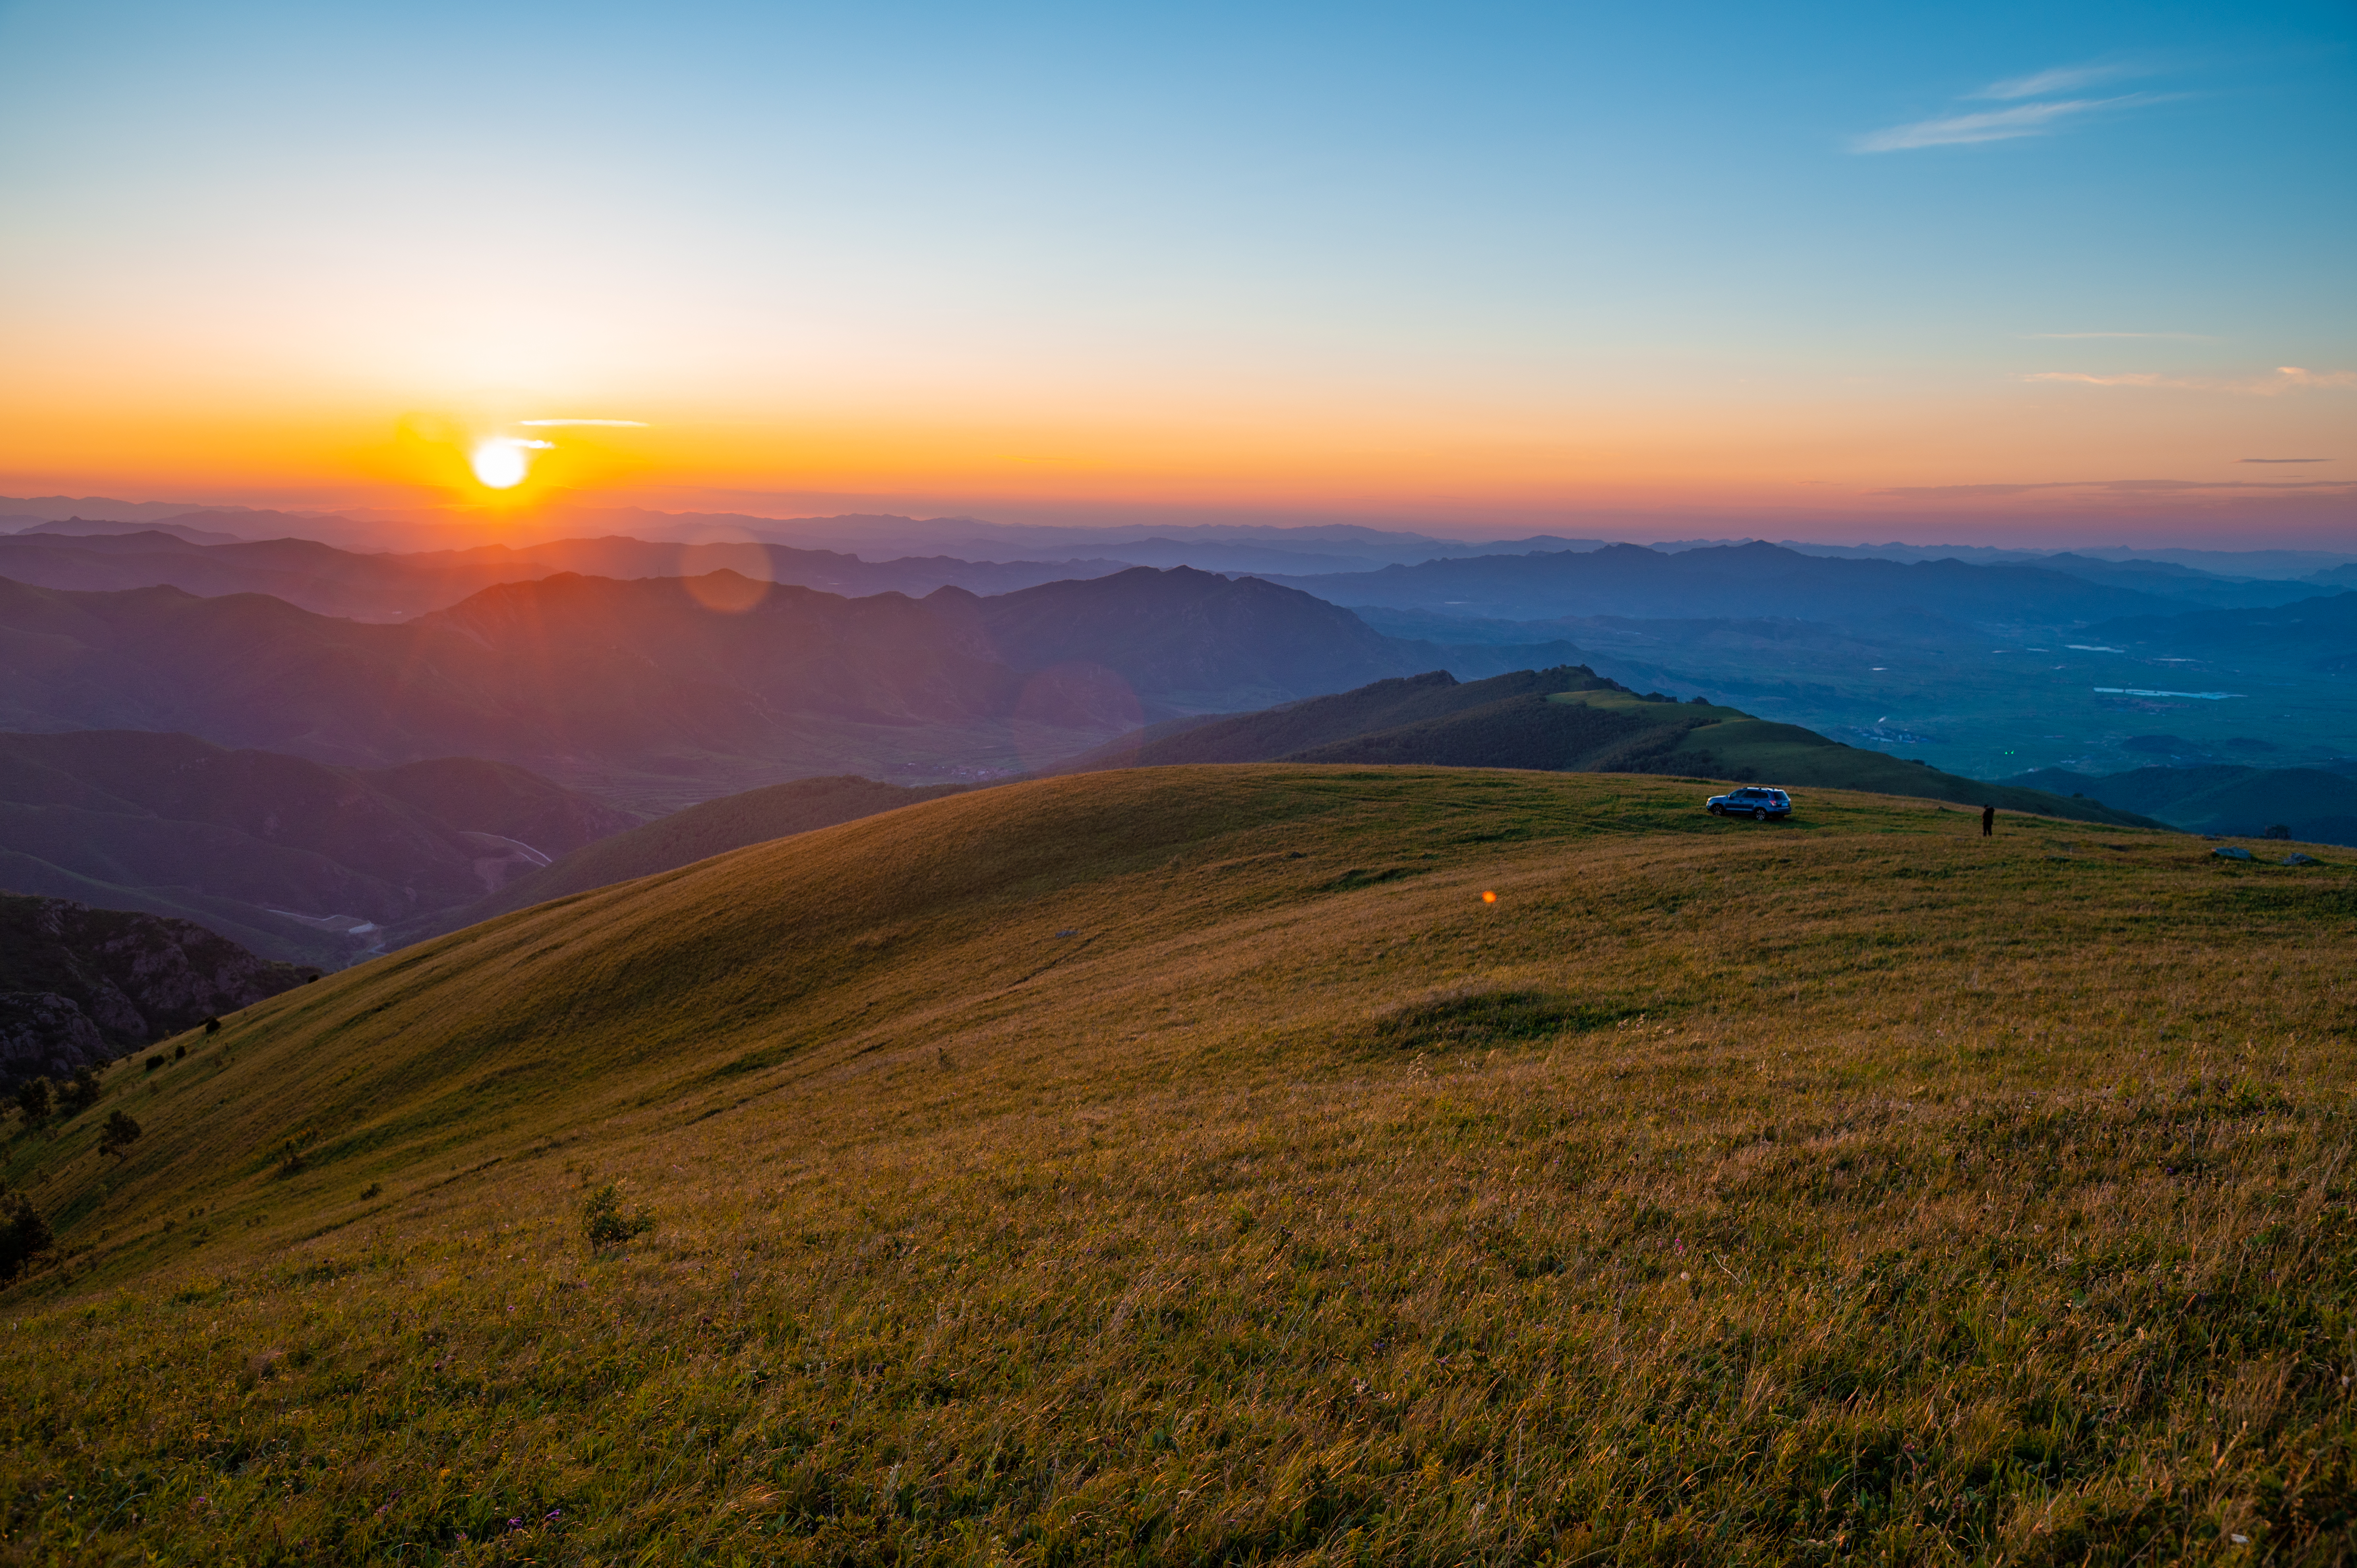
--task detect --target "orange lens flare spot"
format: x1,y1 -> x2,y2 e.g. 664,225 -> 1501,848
1481,890 -> 1497,904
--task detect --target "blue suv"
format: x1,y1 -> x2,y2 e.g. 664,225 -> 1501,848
1707,786 -> 1791,820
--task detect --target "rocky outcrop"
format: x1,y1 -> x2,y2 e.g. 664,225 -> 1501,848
0,892 -> 320,1089
0,993 -> 109,1086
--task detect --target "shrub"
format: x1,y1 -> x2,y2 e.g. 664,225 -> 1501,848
98,1110 -> 142,1159
0,1193 -> 54,1284
14,1077 -> 52,1125
274,1139 -> 308,1178
62,1065 -> 102,1115
143,1054 -> 164,1074
2265,824 -> 2292,840
202,1017 -> 221,1035
582,1183 -> 654,1250
361,1182 -> 381,1200
172,1043 -> 186,1061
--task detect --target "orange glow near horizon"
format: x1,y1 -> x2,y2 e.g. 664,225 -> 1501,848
1,373 -> 2350,543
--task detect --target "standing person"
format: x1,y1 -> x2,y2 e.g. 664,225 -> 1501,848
1981,804 -> 1995,837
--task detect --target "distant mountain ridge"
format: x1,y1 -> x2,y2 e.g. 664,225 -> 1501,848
0,731 -> 634,965
1254,541 -> 2328,624
0,566 -> 1583,810
2013,762 -> 2357,846
0,527 -> 1139,622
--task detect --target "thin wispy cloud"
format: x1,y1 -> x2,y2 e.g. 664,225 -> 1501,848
1856,95 -> 2157,153
1879,477 -> 2355,498
2024,331 -> 2212,341
1972,63 -> 2133,100
2240,457 -> 2332,464
2025,371 -> 2185,388
1854,61 -> 2172,153
516,418 -> 649,427
2023,366 -> 2355,395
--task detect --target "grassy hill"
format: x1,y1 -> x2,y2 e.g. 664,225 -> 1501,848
1066,669 -> 2165,829
403,774 -> 966,939
2,766 -> 2349,1563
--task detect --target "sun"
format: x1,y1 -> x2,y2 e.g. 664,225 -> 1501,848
469,436 -> 549,489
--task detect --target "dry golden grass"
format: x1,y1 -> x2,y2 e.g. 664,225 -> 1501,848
2,766 -> 2351,1565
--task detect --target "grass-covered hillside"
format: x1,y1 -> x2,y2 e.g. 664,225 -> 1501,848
4,767 -> 2351,1564
1068,669 -> 2163,829
402,774 -> 966,940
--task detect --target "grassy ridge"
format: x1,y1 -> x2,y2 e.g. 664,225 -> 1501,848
403,774 -> 966,940
1066,671 -> 2162,829
3,767 -> 2351,1564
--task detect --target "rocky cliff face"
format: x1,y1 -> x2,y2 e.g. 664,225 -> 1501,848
0,893 -> 319,1087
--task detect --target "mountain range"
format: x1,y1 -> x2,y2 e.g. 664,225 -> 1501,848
0,730 -> 633,965
2014,762 -> 2357,846
0,526 -> 1136,622
1253,541 -> 2323,625
0,567 -> 1581,810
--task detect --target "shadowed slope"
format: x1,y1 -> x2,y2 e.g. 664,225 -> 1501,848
4,768 -> 2350,1564
405,774 -> 967,938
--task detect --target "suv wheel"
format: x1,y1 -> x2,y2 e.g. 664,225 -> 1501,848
1708,804 -> 1723,816
1751,807 -> 1767,820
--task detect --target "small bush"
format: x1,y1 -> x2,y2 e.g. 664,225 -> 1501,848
62,1065 -> 102,1115
98,1110 -> 142,1159
14,1077 -> 52,1125
360,1182 -> 381,1200
0,1193 -> 54,1284
582,1183 -> 654,1250
143,1054 -> 164,1074
274,1139 -> 307,1178
203,1017 -> 221,1035
172,1043 -> 186,1061
2264,824 -> 2292,840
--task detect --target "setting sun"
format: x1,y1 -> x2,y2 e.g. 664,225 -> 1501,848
467,437 -> 544,490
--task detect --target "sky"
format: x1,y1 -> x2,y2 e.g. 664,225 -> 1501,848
0,0 -> 2350,544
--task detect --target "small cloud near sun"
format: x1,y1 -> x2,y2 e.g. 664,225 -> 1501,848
470,437 -> 552,489
464,419 -> 645,488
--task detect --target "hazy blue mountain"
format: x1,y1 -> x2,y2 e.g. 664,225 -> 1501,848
2013,763 -> 2355,846
0,567 -> 1581,809
1253,541 -> 2206,625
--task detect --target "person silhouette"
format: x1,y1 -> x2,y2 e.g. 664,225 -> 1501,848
1981,804 -> 1995,837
